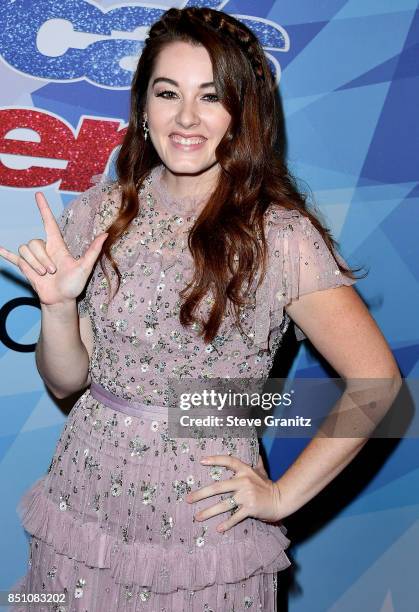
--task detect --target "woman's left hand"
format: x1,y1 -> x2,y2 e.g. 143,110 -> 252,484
185,454 -> 283,533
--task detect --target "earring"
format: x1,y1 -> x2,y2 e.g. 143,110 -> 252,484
142,116 -> 149,141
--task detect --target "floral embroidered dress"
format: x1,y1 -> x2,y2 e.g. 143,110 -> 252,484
11,164 -> 356,611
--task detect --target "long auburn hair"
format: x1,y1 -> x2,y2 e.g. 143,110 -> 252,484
99,7 -> 363,344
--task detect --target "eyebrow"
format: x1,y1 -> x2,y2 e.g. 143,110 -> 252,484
152,77 -> 215,88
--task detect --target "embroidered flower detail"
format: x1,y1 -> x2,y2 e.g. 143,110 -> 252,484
145,327 -> 154,336
172,479 -> 191,501
151,420 -> 159,432
83,448 -> 89,457
46,565 -> 57,578
74,578 -> 86,599
109,469 -> 123,497
59,493 -> 70,511
111,483 -> 122,497
209,466 -> 223,481
156,283 -> 165,292
195,526 -> 207,547
115,319 -> 128,332
244,595 -> 254,607
141,363 -> 149,372
186,475 -> 195,486
124,416 -> 132,427
180,442 -> 189,453
139,589 -> 151,602
161,512 -> 174,540
141,482 -> 157,505
129,436 -> 150,457
124,585 -> 133,600
123,290 -> 137,313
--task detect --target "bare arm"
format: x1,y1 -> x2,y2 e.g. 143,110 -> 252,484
0,188 -> 107,400
274,284 -> 402,518
35,301 -> 94,399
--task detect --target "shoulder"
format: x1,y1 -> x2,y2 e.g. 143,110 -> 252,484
57,178 -> 121,240
264,204 -> 307,228
78,178 -> 122,232
263,204 -> 319,244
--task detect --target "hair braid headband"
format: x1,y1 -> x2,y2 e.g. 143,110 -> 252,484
202,12 -> 266,81
157,7 -> 269,83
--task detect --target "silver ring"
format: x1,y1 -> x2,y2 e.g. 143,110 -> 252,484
227,495 -> 238,509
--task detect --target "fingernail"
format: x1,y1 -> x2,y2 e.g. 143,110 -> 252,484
48,266 -> 56,273
200,458 -> 209,464
217,524 -> 225,532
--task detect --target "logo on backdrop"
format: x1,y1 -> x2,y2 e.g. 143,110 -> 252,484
0,0 -> 288,88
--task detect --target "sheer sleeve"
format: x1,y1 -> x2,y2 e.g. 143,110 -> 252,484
56,179 -> 111,317
273,210 -> 357,341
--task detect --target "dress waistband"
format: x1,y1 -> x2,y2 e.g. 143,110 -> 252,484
89,381 -> 168,418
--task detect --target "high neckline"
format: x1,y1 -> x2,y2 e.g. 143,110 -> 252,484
150,164 -> 212,216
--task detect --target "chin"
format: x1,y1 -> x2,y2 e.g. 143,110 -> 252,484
160,156 -> 216,175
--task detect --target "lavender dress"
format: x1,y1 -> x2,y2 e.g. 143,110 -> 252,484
11,164 -> 356,611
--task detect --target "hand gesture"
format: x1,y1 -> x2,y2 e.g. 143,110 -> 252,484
185,454 -> 283,533
0,192 -> 108,307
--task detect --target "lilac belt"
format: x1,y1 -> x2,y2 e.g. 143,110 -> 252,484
89,381 -> 168,418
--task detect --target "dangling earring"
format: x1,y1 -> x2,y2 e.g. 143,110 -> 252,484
142,116 -> 149,141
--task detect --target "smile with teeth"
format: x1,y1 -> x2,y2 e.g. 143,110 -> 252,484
170,135 -> 206,145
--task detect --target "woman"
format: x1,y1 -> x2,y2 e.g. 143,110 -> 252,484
2,7 -> 401,612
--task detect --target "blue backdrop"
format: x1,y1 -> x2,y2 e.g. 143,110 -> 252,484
1,1 -> 418,610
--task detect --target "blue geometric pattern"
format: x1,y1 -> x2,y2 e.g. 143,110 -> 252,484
0,1 -> 417,610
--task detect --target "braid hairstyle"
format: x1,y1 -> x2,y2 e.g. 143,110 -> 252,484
150,7 -> 273,85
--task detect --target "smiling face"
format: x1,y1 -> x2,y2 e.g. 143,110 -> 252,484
144,41 -> 232,176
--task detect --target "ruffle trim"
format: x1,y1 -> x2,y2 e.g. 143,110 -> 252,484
17,475 -> 292,594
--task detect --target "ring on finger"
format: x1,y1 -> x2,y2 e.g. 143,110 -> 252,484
227,495 -> 239,509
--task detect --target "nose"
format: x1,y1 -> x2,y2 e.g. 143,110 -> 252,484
175,97 -> 200,129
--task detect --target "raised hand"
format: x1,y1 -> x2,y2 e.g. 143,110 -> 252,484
0,191 -> 108,307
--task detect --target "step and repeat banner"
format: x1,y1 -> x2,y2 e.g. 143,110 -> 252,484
1,1 -> 418,610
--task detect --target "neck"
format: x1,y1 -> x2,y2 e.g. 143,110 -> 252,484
160,164 -> 219,200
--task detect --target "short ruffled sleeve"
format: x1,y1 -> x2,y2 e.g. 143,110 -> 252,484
56,178 -> 112,317
272,209 -> 357,341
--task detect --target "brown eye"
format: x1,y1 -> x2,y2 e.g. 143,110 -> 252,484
203,94 -> 219,102
155,90 -> 177,99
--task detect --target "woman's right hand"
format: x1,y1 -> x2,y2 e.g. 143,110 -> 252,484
0,191 -> 108,307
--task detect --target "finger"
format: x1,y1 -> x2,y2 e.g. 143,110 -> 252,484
35,191 -> 67,243
16,254 -> 43,286
79,233 -> 108,272
27,240 -> 57,273
186,477 -> 242,504
18,244 -> 48,275
0,245 -> 20,267
217,507 -> 248,533
201,455 -> 248,472
195,494 -> 241,522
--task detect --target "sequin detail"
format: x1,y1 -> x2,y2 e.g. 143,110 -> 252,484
11,164 -> 357,611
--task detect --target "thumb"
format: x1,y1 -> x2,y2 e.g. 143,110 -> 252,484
80,232 -> 109,272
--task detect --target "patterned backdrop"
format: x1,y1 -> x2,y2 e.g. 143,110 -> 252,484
0,1 -> 418,610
